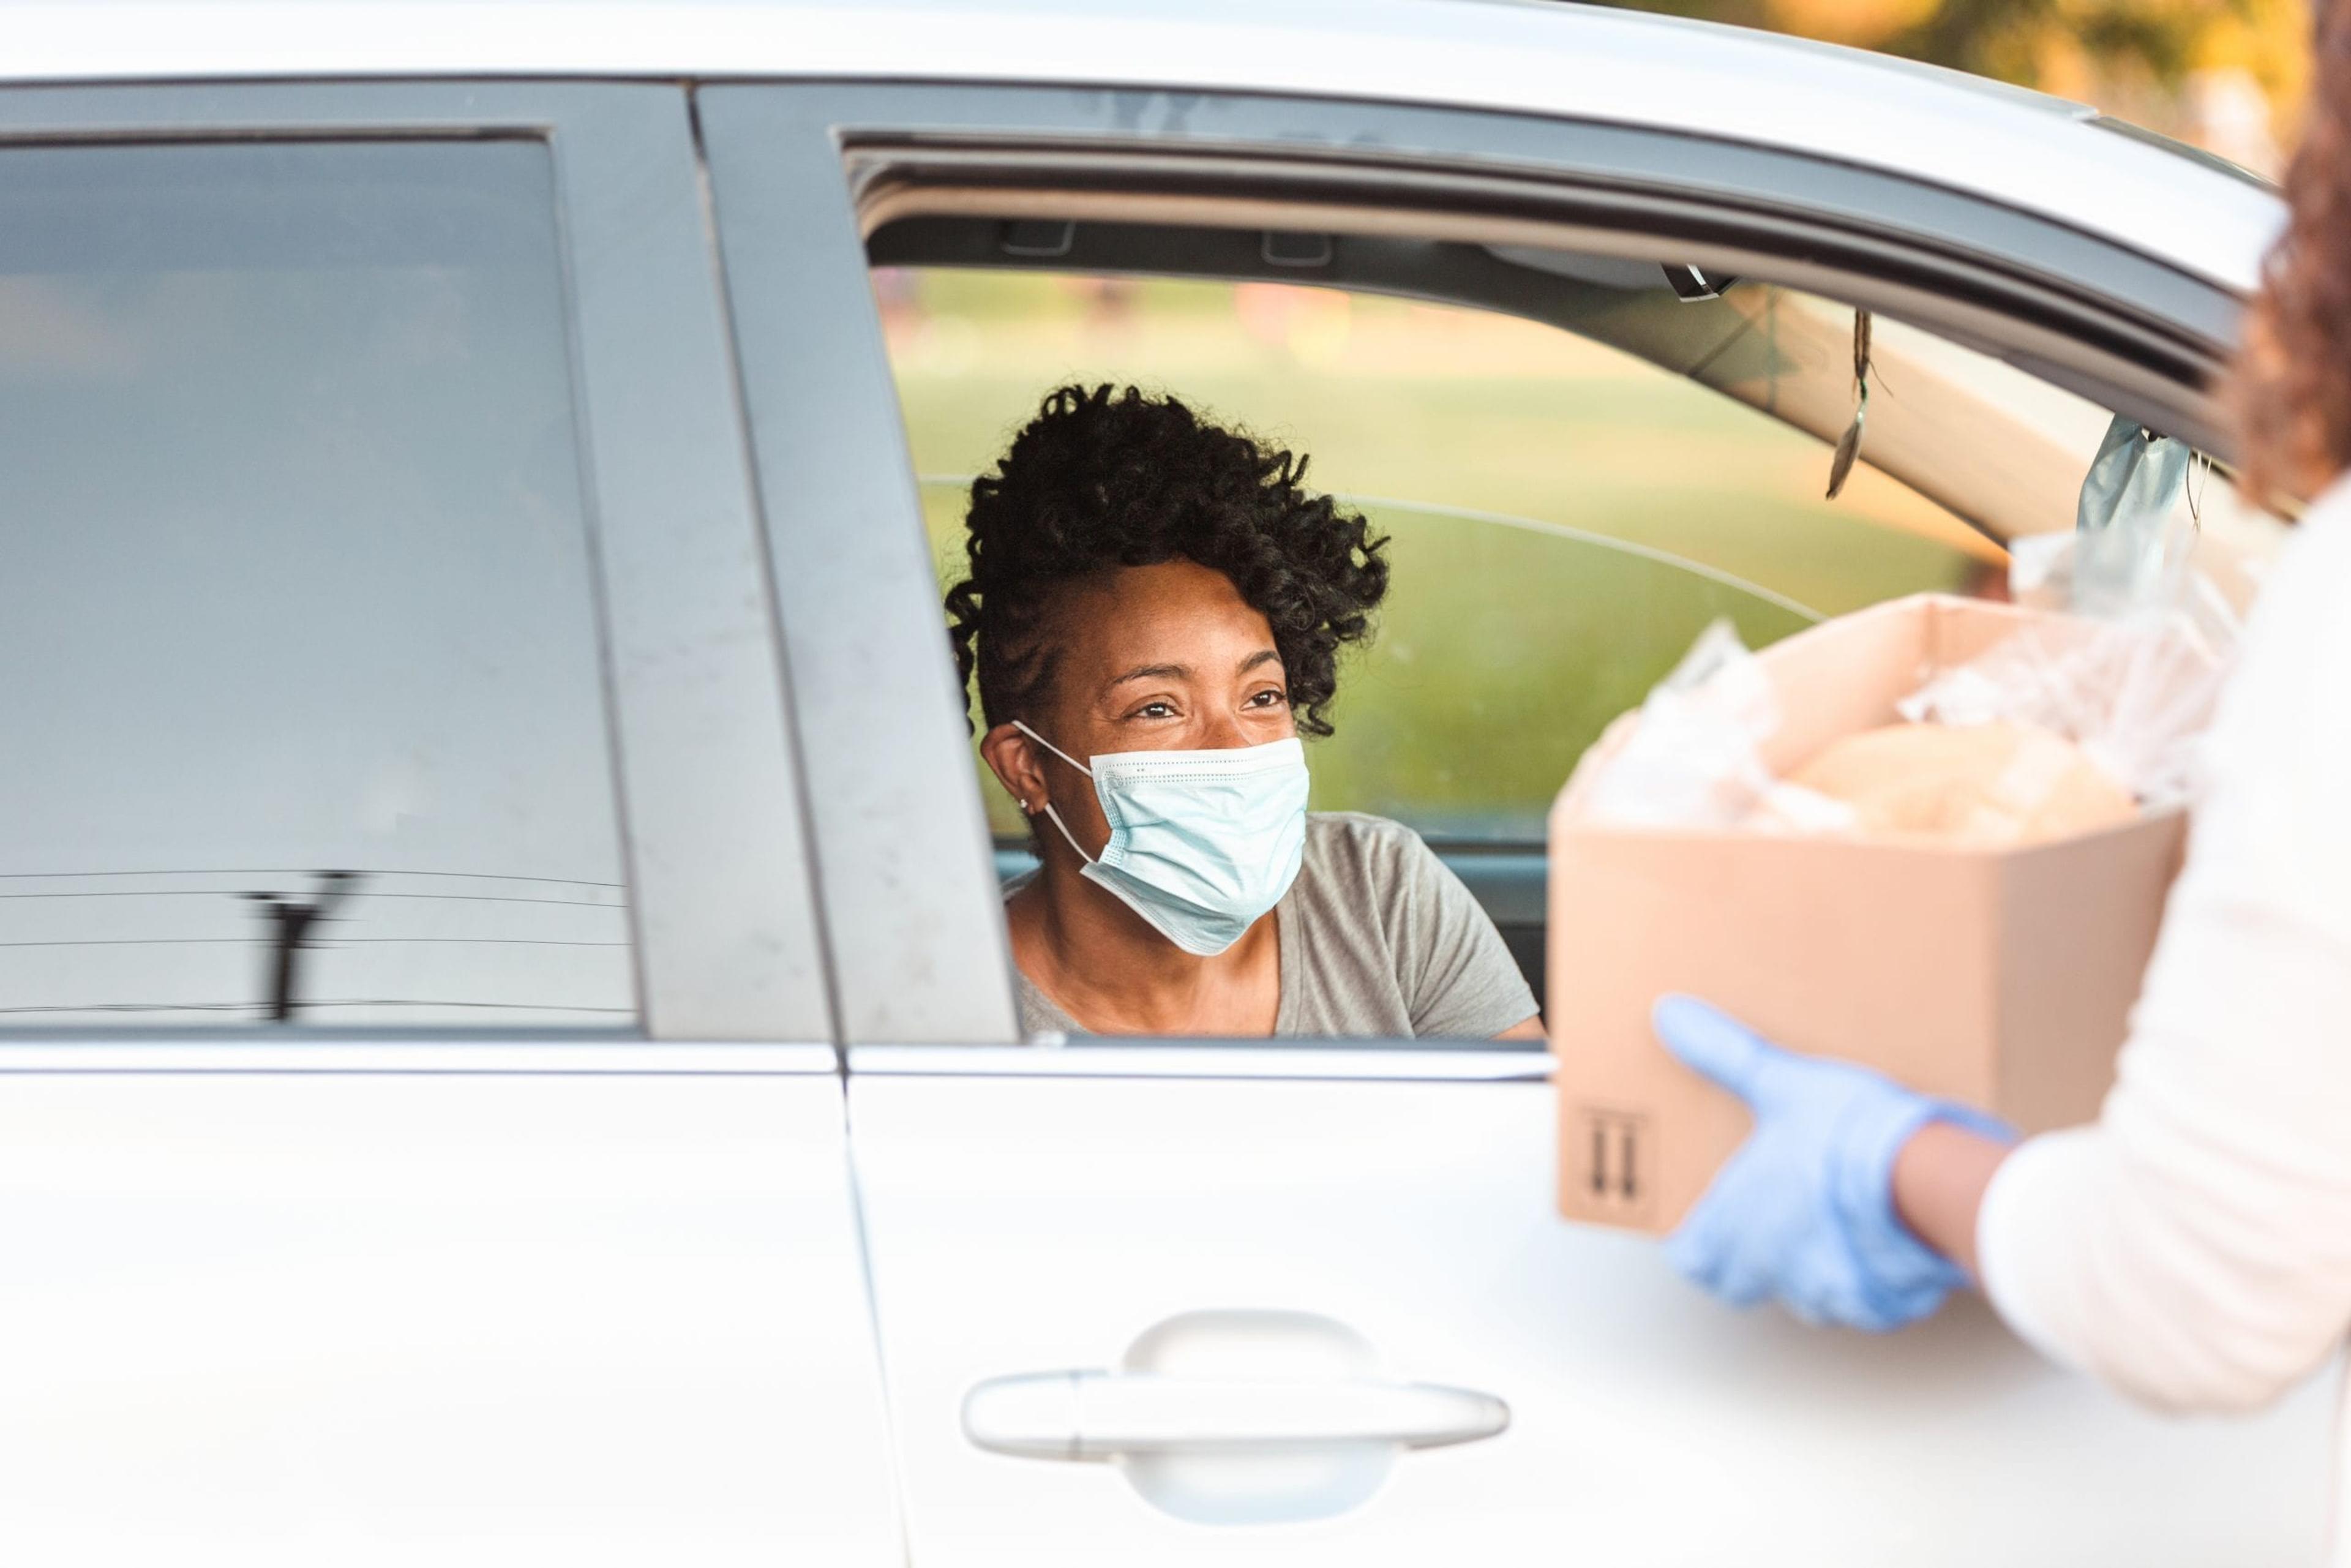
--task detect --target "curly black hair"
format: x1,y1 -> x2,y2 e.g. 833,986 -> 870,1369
945,384 -> 1389,738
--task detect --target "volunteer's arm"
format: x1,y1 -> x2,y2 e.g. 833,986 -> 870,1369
1665,916 -> 2351,1405
1889,1119 -> 2006,1278
1654,997 -> 2006,1330
1951,875 -> 2351,1412
1909,508 -> 2351,1412
1667,505 -> 2351,1409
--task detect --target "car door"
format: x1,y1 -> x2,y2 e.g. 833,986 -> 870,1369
0,83 -> 896,1566
701,81 -> 2333,1564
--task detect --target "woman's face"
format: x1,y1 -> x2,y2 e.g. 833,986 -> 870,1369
984,559 -> 1295,857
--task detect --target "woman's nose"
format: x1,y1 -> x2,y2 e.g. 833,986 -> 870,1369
1198,710 -> 1253,749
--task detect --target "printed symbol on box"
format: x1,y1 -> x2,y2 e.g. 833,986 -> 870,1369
1581,1108 -> 1651,1218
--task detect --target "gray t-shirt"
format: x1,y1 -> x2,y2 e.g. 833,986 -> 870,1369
1011,811 -> 1538,1039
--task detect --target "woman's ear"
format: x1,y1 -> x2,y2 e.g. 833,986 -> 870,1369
979,722 -> 1051,818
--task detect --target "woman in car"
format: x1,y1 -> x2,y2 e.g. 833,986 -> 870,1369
1654,0 -> 2351,1534
946,382 -> 1542,1040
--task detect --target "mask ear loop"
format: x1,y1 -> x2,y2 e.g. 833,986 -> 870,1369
1013,719 -> 1099,866
1012,719 -> 1093,779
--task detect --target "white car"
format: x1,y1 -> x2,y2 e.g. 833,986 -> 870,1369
0,2 -> 2324,1564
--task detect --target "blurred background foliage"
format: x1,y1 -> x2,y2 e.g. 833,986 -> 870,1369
1597,0 -> 2312,174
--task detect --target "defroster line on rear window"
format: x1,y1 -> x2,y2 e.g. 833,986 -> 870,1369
0,999 -> 634,1016
0,868 -> 623,888
0,890 -> 623,907
0,937 -> 631,949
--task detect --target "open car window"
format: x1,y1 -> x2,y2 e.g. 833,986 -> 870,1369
873,244 -> 2278,1037
883,266 -> 2033,844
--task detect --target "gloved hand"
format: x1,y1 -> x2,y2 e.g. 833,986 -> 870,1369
1653,994 -> 2014,1331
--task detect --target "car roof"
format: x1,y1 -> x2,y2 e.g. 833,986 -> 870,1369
0,0 -> 2282,293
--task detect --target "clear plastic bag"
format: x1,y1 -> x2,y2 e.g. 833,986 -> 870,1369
1573,411 -> 2238,839
1570,619 -> 1855,833
1575,603 -> 2232,840
1896,609 -> 2229,811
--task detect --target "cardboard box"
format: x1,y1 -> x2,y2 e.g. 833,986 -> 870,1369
1548,595 -> 2187,1234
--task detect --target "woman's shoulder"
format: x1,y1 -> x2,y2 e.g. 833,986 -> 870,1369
1300,811 -> 1441,892
2263,470 -> 2351,597
1305,809 -> 1428,851
2219,475 -> 2351,730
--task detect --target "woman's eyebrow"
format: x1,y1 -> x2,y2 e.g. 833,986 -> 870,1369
1107,661 -> 1188,688
1239,649 -> 1281,673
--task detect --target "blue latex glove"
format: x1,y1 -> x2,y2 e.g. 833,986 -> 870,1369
1653,994 -> 2014,1331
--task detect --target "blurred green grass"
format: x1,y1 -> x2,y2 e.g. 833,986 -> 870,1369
887,271 -> 1989,841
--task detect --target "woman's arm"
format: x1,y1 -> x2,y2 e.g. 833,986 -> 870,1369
1953,502 -> 2351,1412
1653,997 -> 2004,1330
1891,1120 -> 2009,1279
1662,497 -> 2351,1403
1963,906 -> 2351,1412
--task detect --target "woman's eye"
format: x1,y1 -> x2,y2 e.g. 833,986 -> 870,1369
1137,701 -> 1176,719
1247,688 -> 1286,708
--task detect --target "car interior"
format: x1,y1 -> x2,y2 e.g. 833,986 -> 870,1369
864,195 -> 2284,1030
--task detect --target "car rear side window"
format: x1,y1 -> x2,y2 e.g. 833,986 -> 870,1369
0,139 -> 632,1029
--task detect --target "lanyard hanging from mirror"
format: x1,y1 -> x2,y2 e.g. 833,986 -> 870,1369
1826,307 -> 1872,500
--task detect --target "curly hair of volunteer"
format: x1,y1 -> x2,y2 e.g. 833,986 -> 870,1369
2235,0 -> 2351,504
944,383 -> 1390,737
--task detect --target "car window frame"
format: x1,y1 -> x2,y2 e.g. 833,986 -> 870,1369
820,85 -> 2242,451
0,81 -> 833,1054
697,79 -> 2244,1056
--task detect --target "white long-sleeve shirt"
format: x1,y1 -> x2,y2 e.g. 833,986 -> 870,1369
1978,476 -> 2351,1554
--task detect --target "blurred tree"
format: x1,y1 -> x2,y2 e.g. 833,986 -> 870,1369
1599,0 -> 2311,165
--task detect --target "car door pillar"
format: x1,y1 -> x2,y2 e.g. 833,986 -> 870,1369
699,87 -> 1021,1045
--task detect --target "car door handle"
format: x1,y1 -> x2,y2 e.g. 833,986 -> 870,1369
962,1311 -> 1509,1525
962,1369 -> 1509,1459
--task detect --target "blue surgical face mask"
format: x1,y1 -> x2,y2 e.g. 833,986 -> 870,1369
1014,719 -> 1310,958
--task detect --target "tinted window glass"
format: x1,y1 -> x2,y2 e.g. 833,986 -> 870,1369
0,141 -> 631,1029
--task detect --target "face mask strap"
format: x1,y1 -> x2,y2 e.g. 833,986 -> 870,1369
1037,802 -> 1097,867
1012,719 -> 1093,778
1013,719 -> 1099,865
